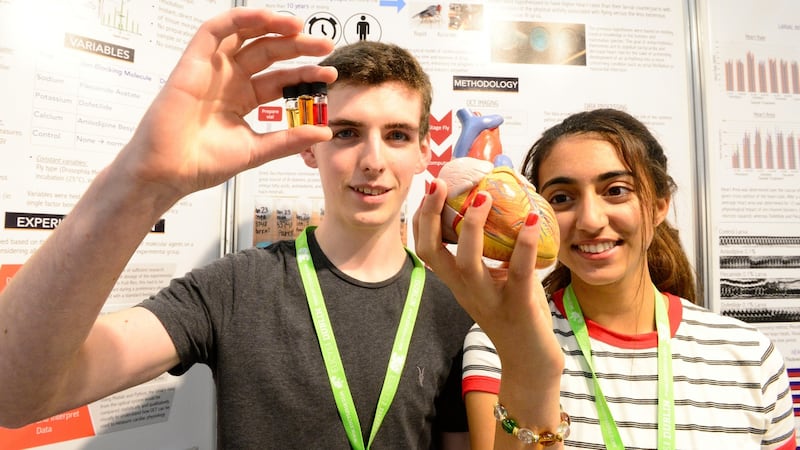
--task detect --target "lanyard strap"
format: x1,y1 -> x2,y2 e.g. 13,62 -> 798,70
296,227 -> 425,449
563,283 -> 674,450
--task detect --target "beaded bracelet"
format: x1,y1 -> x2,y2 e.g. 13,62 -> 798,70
493,402 -> 571,446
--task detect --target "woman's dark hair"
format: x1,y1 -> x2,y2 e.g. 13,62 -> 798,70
520,109 -> 698,304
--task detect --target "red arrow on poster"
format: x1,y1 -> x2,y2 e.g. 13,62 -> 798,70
428,111 -> 452,146
427,146 -> 452,178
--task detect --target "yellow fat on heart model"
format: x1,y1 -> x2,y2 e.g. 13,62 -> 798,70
439,109 -> 559,268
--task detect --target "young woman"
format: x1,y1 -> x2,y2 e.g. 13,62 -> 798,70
414,108 -> 796,449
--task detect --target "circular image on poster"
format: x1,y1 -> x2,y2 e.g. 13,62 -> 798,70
529,26 -> 550,52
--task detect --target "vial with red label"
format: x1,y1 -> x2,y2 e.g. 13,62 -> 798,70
312,82 -> 328,126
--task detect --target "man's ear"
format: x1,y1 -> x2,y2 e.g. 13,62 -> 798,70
416,133 -> 432,174
299,147 -> 317,168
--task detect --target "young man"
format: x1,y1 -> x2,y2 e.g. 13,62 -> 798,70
0,8 -> 473,449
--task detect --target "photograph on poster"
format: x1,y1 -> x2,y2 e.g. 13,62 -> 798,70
448,4 -> 483,31
253,196 -> 322,247
720,277 -> 800,319
411,4 -> 442,25
252,197 -> 409,247
491,21 -> 586,65
717,234 -> 800,323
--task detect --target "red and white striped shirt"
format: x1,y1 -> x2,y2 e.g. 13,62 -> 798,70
462,289 -> 797,449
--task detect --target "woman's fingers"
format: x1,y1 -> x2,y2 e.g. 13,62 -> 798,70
453,190 -> 493,284
505,212 -> 543,307
413,180 -> 549,329
413,180 -> 460,284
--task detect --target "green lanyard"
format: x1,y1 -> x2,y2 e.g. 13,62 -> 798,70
296,227 -> 425,449
562,283 -> 675,450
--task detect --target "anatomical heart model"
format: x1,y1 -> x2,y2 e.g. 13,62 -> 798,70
439,108 -> 559,268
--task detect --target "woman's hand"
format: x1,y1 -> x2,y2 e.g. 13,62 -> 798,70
415,178 -> 565,449
413,178 -> 562,372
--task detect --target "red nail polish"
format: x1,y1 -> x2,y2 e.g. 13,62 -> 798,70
428,182 -> 437,195
525,212 -> 539,226
472,193 -> 487,208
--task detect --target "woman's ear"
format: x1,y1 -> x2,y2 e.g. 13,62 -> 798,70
300,147 -> 318,168
654,195 -> 671,226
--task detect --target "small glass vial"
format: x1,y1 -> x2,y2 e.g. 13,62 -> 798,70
282,85 -> 299,128
297,83 -> 314,125
311,82 -> 328,126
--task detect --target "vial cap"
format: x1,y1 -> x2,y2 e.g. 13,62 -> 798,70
297,82 -> 312,96
282,85 -> 298,98
311,82 -> 328,94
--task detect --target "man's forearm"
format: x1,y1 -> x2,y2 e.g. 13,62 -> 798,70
0,158 -> 180,424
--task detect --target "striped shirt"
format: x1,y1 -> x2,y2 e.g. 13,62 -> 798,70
462,289 -> 797,449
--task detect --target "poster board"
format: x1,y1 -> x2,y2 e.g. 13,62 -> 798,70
0,1 -> 229,448
695,0 -> 800,442
2,0 -> 799,448
234,0 -> 699,277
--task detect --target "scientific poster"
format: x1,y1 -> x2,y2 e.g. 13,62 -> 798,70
697,0 -> 800,443
0,0 -> 229,448
235,0 -> 699,266
6,0 -> 797,448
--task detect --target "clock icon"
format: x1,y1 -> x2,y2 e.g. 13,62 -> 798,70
306,13 -> 342,44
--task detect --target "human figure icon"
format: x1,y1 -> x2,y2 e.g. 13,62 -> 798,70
357,15 -> 369,40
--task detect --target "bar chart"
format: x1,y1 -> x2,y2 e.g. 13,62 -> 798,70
723,126 -> 800,172
723,50 -> 800,95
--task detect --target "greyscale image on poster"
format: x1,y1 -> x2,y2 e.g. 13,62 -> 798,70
719,235 -> 800,323
491,21 -> 586,65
